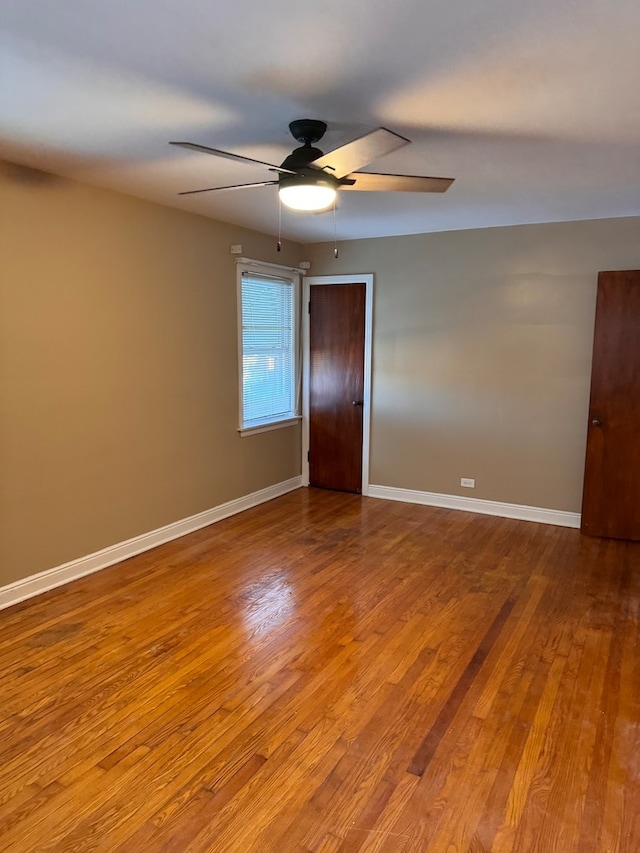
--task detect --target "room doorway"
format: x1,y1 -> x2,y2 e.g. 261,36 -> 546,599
581,269 -> 640,540
302,274 -> 373,495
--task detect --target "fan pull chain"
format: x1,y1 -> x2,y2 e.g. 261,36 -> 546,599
333,199 -> 339,259
277,195 -> 282,252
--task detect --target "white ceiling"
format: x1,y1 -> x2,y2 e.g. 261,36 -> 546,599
2,0 -> 639,243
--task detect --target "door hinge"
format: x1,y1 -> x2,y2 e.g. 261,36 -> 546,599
308,302 -> 311,314
307,450 -> 310,462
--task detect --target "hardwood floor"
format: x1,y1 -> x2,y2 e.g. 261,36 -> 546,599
1,488 -> 638,852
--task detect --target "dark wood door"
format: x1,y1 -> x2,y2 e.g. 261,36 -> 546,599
309,283 -> 366,493
581,270 -> 640,539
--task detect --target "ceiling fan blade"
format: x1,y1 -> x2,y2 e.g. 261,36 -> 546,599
340,172 -> 454,193
178,180 -> 278,196
309,128 -> 410,179
170,141 -> 295,175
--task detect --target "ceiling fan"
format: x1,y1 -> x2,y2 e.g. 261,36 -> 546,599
170,119 -> 454,212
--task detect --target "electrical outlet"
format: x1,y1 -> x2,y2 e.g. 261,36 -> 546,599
461,478 -> 475,488
230,244 -> 242,254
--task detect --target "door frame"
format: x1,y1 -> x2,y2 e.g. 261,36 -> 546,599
301,274 -> 374,495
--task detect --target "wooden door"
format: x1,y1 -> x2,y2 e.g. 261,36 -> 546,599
581,270 -> 640,539
309,283 -> 366,493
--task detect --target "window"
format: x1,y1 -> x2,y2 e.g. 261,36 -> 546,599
237,262 -> 300,434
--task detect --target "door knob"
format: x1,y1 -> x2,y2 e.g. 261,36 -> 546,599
591,417 -> 603,426
352,400 -> 363,406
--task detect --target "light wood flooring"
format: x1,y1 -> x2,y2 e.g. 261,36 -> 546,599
1,488 -> 639,851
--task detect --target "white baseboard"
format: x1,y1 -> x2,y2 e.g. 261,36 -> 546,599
0,476 -> 303,612
368,484 -> 581,529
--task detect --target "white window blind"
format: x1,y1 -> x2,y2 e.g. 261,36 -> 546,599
240,272 -> 296,430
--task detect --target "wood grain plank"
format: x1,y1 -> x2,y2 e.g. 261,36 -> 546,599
406,593 -> 518,777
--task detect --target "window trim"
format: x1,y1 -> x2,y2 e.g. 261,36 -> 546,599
236,259 -> 303,436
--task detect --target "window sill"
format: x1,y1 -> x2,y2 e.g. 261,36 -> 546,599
238,417 -> 302,437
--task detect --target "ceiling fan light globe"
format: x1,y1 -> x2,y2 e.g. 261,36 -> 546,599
279,182 -> 336,212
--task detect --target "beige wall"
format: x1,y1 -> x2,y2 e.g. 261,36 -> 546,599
307,218 -> 640,513
1,171 -> 302,586
4,168 -> 639,591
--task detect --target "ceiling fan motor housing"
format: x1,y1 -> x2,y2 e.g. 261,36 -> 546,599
281,119 -> 330,170
280,145 -> 325,171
